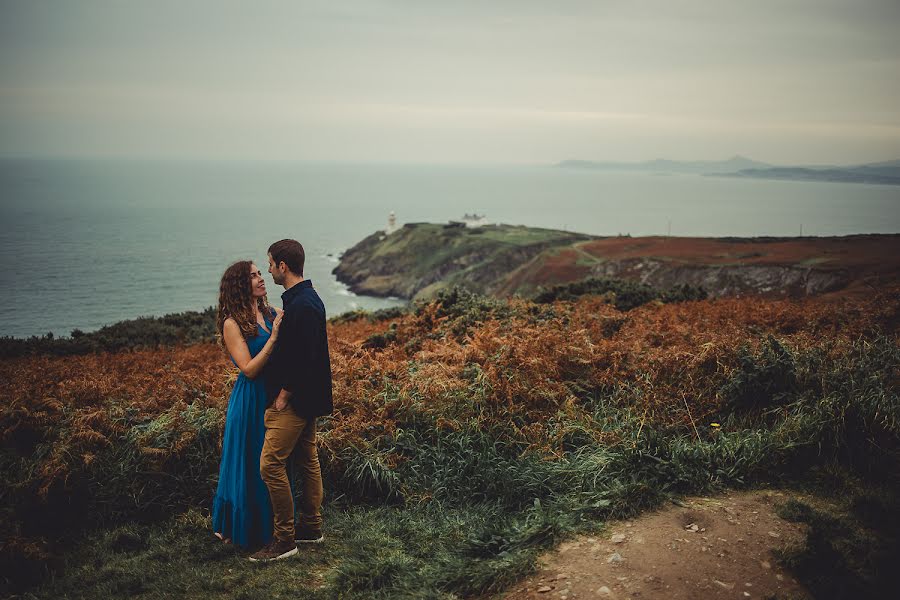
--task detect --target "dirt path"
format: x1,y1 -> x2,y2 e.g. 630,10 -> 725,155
501,490 -> 811,600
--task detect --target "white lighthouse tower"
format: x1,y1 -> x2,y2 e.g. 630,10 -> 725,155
386,211 -> 398,234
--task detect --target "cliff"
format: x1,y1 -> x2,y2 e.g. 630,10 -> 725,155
332,222 -> 594,299
334,224 -> 900,301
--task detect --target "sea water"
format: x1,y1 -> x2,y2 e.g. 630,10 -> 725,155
1,159 -> 898,338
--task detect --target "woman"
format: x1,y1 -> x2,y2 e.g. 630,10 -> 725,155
212,260 -> 283,548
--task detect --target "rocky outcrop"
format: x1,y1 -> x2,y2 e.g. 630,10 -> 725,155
588,258 -> 850,297
335,225 -> 899,301
333,223 -> 594,300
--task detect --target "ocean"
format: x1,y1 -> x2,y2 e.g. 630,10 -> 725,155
1,158 -> 898,338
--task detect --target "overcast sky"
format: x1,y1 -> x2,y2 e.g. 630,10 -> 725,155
1,0 -> 899,165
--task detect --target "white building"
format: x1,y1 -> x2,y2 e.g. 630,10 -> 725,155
385,211 -> 399,234
461,213 -> 488,228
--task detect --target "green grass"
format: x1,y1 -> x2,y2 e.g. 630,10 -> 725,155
28,509 -> 335,600
474,225 -> 585,246
18,397 -> 899,597
774,468 -> 900,598
797,257 -> 833,266
370,224 -> 444,260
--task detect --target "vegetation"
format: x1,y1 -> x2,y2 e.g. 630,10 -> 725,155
1,285 -> 898,597
0,307 -> 216,358
0,306 -> 406,359
533,276 -> 707,310
333,222 -> 594,299
329,306 -> 408,326
775,470 -> 900,599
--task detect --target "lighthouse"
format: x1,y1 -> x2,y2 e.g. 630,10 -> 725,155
386,211 -> 398,234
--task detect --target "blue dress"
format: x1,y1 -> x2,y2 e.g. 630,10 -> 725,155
212,315 -> 274,548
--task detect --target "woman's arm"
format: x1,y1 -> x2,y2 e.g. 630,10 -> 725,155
223,314 -> 282,379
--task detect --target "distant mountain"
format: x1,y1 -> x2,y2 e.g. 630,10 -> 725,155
850,159 -> 900,169
845,159 -> 900,178
556,156 -> 900,184
556,155 -> 772,174
728,166 -> 900,186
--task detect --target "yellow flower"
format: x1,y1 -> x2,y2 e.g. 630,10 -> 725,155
710,422 -> 721,428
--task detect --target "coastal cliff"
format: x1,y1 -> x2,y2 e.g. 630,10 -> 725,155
334,223 -> 900,300
332,222 -> 594,299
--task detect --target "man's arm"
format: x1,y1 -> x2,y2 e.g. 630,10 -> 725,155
271,307 -> 297,410
272,306 -> 311,410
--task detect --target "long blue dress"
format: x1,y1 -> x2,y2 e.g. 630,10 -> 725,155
211,316 -> 274,548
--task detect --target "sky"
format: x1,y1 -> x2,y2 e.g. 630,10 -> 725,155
1,0 -> 899,165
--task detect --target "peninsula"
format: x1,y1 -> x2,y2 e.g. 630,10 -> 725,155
556,157 -> 900,185
332,222 -> 594,300
334,223 -> 900,301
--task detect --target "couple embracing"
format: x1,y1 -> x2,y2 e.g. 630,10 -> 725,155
211,239 -> 333,563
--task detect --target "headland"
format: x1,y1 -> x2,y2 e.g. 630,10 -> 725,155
334,222 -> 900,301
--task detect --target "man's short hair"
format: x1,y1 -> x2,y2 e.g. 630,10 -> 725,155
268,239 -> 305,275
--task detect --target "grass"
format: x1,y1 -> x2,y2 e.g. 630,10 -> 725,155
798,257 -> 833,266
775,468 -> 900,598
18,411 -> 900,598
18,502 -> 562,600
474,225 -> 587,246
2,286 -> 898,597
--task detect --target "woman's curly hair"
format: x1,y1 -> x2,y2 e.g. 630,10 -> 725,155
216,260 -> 273,346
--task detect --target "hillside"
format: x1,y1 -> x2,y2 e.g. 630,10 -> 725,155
332,222 -> 594,299
2,286 -> 899,597
499,233 -> 900,299
334,224 -> 900,301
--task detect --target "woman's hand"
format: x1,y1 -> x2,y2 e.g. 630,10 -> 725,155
270,311 -> 284,341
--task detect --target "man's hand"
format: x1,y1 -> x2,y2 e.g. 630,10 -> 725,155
274,389 -> 292,411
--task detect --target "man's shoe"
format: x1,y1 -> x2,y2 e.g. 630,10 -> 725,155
248,539 -> 298,562
295,525 -> 324,544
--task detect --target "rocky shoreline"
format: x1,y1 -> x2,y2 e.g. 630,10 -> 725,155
332,222 -> 594,300
334,223 -> 900,300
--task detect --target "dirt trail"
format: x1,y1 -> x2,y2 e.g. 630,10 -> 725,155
501,490 -> 810,600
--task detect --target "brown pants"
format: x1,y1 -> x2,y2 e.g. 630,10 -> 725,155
260,407 -> 323,543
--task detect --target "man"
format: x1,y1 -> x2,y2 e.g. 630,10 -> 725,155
249,239 -> 334,563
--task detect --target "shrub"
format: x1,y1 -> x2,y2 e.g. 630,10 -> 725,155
720,335 -> 799,413
534,277 -> 706,310
0,307 -> 217,357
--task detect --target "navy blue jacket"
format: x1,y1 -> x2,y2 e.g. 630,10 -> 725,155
265,280 -> 333,417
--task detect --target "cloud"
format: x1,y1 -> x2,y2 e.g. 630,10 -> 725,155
1,1 -> 899,163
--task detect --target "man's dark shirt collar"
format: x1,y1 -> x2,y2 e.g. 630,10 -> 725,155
282,279 -> 313,303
